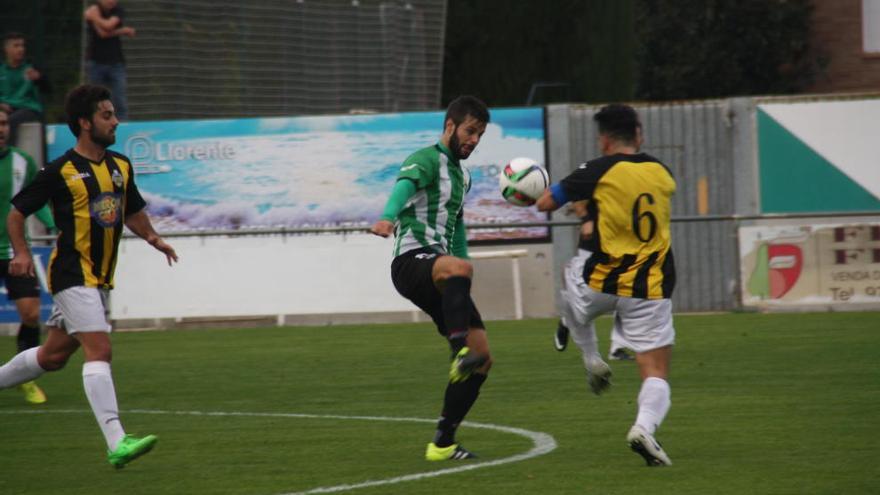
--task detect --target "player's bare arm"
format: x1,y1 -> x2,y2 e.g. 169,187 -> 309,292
124,210 -> 178,265
84,6 -> 121,37
580,220 -> 595,240
535,188 -> 559,212
6,208 -> 35,277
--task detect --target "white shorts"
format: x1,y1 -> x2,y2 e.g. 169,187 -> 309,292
562,250 -> 674,353
46,287 -> 112,334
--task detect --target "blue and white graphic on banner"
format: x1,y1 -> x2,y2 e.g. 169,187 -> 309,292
0,246 -> 53,323
46,108 -> 547,240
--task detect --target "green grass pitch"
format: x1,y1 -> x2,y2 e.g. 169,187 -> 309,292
1,312 -> 878,494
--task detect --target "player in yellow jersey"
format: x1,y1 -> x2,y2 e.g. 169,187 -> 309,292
537,104 -> 676,466
554,200 -> 633,363
0,85 -> 177,468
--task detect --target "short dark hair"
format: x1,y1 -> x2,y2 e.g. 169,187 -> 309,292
593,104 -> 640,143
445,95 -> 490,127
3,32 -> 25,43
65,84 -> 113,137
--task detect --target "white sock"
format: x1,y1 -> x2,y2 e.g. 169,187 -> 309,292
571,323 -> 602,366
82,361 -> 126,450
560,295 -> 602,364
635,377 -> 671,435
0,347 -> 45,388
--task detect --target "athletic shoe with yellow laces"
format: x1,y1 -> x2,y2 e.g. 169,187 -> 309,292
18,381 -> 47,404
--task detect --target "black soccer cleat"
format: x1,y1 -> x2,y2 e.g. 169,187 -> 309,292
554,321 -> 569,352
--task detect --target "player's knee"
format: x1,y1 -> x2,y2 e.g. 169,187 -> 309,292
39,350 -> 73,371
445,258 -> 473,279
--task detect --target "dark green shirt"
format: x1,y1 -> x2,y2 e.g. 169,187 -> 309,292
0,62 -> 43,114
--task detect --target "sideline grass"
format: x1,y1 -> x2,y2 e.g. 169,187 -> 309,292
1,312 -> 878,494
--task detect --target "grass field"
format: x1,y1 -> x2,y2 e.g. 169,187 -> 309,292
1,312 -> 878,495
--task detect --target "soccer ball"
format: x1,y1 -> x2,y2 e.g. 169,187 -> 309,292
499,157 -> 549,206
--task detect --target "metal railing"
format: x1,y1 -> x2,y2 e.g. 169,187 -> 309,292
27,210 -> 878,242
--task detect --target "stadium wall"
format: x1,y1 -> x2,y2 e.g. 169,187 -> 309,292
108,237 -> 555,328
4,96 -> 879,333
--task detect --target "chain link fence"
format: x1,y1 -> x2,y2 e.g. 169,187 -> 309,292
123,0 -> 446,120
2,1 -> 446,122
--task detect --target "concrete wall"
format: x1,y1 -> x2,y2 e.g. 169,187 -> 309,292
93,235 -> 557,332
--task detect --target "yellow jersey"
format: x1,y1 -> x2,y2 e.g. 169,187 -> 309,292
559,153 -> 676,299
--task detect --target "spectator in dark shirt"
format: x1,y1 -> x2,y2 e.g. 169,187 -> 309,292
84,0 -> 136,120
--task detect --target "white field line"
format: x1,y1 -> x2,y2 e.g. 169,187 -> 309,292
2,408 -> 558,495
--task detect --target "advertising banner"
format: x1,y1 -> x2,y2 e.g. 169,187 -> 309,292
757,100 -> 880,213
46,108 -> 547,241
740,219 -> 880,308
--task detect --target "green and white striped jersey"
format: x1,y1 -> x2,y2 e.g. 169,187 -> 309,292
392,142 -> 471,257
0,147 -> 53,259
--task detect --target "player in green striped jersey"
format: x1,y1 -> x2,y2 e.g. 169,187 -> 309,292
0,107 -> 54,404
371,96 -> 490,461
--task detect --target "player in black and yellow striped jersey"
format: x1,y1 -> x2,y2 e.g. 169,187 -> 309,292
0,84 -> 177,468
562,152 -> 676,299
537,104 -> 676,467
19,146 -> 142,294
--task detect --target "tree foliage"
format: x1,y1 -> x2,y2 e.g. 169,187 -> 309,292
634,0 -> 821,100
442,0 -> 635,106
443,0 -> 820,106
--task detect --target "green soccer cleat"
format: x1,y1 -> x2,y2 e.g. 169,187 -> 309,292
425,442 -> 477,461
449,347 -> 487,383
107,434 -> 158,469
18,381 -> 47,404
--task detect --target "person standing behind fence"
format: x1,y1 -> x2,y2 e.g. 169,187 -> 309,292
0,32 -> 50,147
370,95 -> 492,461
0,107 -> 55,405
84,0 -> 135,121
0,84 -> 177,468
536,104 -> 677,467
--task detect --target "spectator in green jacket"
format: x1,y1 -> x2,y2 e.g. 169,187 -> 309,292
0,32 -> 49,147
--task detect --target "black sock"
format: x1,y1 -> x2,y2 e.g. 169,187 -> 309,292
448,333 -> 467,357
434,373 -> 488,447
442,276 -> 472,352
16,324 -> 41,353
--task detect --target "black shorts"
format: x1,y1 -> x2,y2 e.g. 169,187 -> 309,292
0,259 -> 41,300
391,247 -> 484,337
